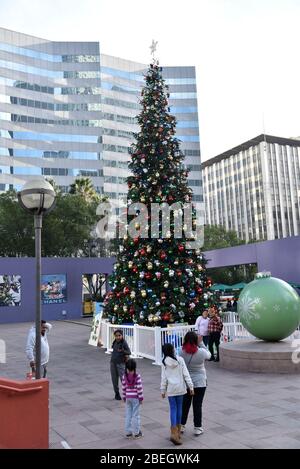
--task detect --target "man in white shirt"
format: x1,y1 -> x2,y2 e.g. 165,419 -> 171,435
26,320 -> 52,378
195,310 -> 210,346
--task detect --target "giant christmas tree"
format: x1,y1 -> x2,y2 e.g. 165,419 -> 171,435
103,60 -> 212,326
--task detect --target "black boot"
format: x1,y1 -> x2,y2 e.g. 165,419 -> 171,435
115,392 -> 122,400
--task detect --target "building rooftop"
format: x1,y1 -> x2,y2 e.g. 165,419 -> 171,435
202,134 -> 300,169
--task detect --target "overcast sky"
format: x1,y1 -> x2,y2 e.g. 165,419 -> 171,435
1,0 -> 300,161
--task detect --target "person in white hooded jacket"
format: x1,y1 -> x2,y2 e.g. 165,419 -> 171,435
26,320 -> 52,378
161,343 -> 194,445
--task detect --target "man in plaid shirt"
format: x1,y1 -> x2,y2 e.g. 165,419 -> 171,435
208,308 -> 223,362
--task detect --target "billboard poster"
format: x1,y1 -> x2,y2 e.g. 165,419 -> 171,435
0,275 -> 21,307
41,274 -> 67,305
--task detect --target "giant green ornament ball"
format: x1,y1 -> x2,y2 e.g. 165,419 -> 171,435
238,272 -> 300,341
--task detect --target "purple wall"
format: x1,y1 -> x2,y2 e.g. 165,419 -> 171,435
204,235 -> 300,284
0,258 -> 114,324
1,235 -> 299,324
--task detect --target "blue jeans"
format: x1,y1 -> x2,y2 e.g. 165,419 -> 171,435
203,336 -> 209,346
125,398 -> 141,435
168,395 -> 184,427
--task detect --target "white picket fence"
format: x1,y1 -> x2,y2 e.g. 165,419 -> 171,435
98,317 -> 300,365
98,318 -> 252,365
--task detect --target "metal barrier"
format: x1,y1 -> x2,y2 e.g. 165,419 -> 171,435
99,321 -> 196,365
159,325 -> 195,364
221,311 -> 240,323
221,322 -> 253,342
104,323 -> 136,357
135,325 -> 156,361
98,319 -> 300,365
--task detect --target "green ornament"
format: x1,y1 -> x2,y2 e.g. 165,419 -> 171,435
238,273 -> 300,341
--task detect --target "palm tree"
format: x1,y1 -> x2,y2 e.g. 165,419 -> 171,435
45,178 -> 61,195
69,177 -> 100,204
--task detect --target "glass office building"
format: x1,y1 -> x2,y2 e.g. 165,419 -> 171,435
0,28 -> 201,203
202,134 -> 300,241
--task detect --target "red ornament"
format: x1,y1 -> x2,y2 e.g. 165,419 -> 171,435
176,270 -> 182,276
140,249 -> 146,256
132,267 -> 138,273
123,287 -> 130,295
178,245 -> 184,252
160,251 -> 167,260
145,272 -> 152,280
116,292 -> 121,298
134,237 -> 139,244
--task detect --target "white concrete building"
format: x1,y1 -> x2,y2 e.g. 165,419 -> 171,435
202,134 -> 300,241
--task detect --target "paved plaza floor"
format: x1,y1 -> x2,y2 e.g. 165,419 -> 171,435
1,319 -> 300,449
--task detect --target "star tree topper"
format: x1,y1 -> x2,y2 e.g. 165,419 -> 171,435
150,39 -> 158,58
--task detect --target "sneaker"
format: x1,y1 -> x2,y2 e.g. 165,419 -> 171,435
194,427 -> 204,436
115,393 -> 122,400
180,425 -> 185,434
126,433 -> 133,438
133,431 -> 143,439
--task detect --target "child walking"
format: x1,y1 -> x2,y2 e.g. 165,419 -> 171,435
110,329 -> 131,400
122,358 -> 143,439
161,343 -> 194,445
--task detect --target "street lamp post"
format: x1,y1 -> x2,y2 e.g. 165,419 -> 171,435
18,178 -> 56,379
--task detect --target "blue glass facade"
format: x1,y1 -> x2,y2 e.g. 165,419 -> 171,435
0,28 -> 201,202
100,55 -> 202,203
